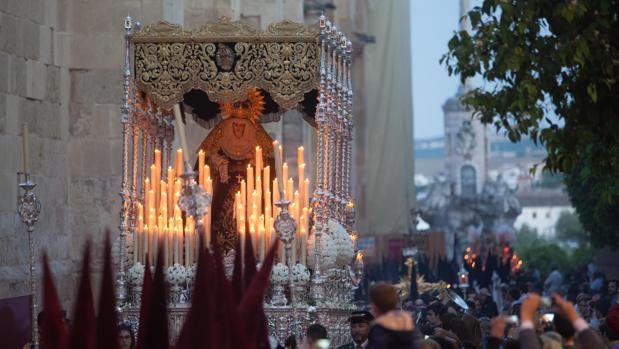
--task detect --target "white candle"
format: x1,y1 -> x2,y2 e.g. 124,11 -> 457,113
22,122 -> 30,174
172,104 -> 190,164
198,150 -> 205,187
273,141 -> 284,194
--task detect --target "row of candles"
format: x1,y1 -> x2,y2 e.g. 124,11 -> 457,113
234,142 -> 310,264
133,148 -> 213,268
132,142 -> 311,267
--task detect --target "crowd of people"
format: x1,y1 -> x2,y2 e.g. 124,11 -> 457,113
258,263 -> 619,349
32,248 -> 619,349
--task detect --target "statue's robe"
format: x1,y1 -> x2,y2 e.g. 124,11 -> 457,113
197,117 -> 274,251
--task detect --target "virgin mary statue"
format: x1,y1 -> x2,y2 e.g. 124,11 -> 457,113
196,88 -> 274,251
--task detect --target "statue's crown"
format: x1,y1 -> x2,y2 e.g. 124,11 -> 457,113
221,88 -> 265,123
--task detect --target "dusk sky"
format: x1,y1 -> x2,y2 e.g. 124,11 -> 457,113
411,1 -> 481,140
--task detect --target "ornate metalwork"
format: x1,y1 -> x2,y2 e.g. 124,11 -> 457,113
17,175 -> 41,349
132,18 -> 320,110
178,164 -> 212,240
274,199 -> 297,305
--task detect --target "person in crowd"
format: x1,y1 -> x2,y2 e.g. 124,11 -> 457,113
284,335 -> 298,349
337,310 -> 374,349
303,324 -> 328,349
591,272 -> 606,292
367,282 -> 415,349
606,304 -> 619,349
544,265 -> 563,295
608,280 -> 618,305
478,288 -> 499,318
118,323 -> 135,349
417,338 -> 441,349
519,293 -> 605,349
421,302 -> 446,335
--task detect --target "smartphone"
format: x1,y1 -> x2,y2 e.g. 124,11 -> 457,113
315,339 -> 331,349
540,296 -> 552,308
505,315 -> 519,324
542,313 -> 555,322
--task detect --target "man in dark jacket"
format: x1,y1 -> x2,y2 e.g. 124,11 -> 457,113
367,282 -> 416,349
337,311 -> 374,349
478,288 -> 499,318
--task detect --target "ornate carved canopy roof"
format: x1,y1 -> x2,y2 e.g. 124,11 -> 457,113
131,17 -> 320,110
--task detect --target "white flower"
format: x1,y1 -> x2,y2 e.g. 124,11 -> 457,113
307,230 -> 337,270
127,262 -> 145,286
165,264 -> 187,286
328,219 -> 355,267
271,263 -> 289,284
291,263 -> 310,283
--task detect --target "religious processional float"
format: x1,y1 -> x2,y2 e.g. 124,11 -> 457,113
115,15 -> 362,345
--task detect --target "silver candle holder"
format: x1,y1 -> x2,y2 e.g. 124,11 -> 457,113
178,162 -> 212,245
17,173 -> 42,349
273,199 -> 297,305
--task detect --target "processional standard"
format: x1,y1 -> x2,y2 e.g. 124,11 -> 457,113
116,15 -> 362,345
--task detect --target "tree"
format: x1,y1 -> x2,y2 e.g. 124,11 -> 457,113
554,211 -> 587,246
442,0 -> 619,248
564,148 -> 619,248
441,0 -> 619,174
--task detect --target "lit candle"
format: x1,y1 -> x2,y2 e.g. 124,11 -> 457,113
168,218 -> 175,265
173,224 -> 179,265
198,150 -> 205,187
184,224 -> 191,267
282,163 -> 288,193
297,146 -> 304,166
256,176 -> 262,217
163,225 -> 169,267
241,179 -> 247,214
287,178 -> 294,202
298,163 -> 305,207
150,164 -> 158,211
173,104 -> 190,164
247,165 -> 254,209
255,146 -> 263,175
154,148 -> 162,182
143,224 -> 149,263
167,167 -> 175,211
273,179 -> 279,208
300,225 -> 307,266
176,148 -> 184,176
204,165 -> 211,182
273,141 -> 284,194
258,215 -> 265,261
263,166 -> 270,195
22,122 -> 30,174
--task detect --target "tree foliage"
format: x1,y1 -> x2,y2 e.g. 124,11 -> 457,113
514,225 -> 592,275
554,211 -> 588,246
441,0 -> 619,175
442,0 -> 619,248
564,148 -> 619,248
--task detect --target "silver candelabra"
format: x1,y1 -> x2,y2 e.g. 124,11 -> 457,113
17,173 -> 42,349
273,199 -> 297,306
178,162 -> 212,245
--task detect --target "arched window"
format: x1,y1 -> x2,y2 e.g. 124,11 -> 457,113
461,165 -> 477,197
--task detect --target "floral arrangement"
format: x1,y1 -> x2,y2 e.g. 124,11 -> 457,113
291,263 -> 310,283
271,262 -> 290,284
165,263 -> 187,287
328,219 -> 355,267
307,231 -> 337,270
127,262 -> 145,286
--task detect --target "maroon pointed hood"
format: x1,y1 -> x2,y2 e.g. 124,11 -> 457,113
239,240 -> 279,349
41,254 -> 69,349
231,237 -> 244,304
68,242 -> 96,349
95,233 -> 118,349
136,256 -> 153,349
243,230 -> 257,292
139,247 -> 169,349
